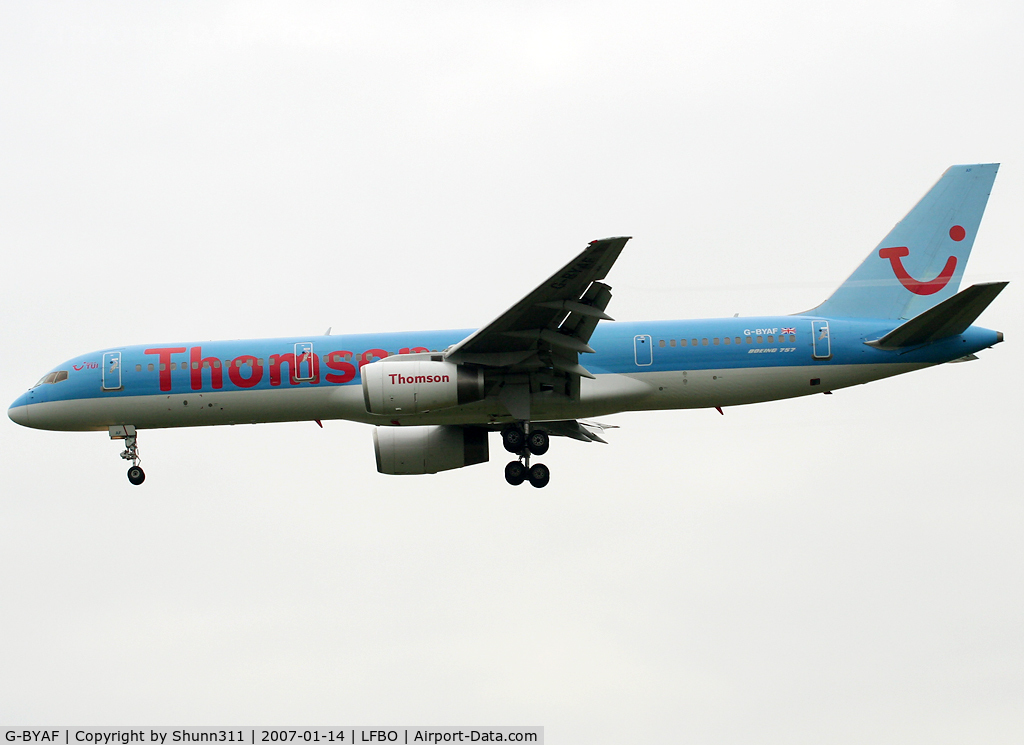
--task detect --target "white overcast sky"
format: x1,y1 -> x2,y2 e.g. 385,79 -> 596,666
2,2 -> 1023,742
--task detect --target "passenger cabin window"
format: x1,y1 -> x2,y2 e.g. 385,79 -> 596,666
680,339 -> 687,346
701,338 -> 708,346
789,334 -> 796,342
136,364 -> 142,372
736,337 -> 742,344
756,335 -> 763,343
767,335 -> 774,343
670,339 -> 676,347
691,339 -> 698,346
713,338 -> 720,345
745,336 -> 752,344
148,363 -> 155,371
724,336 -> 731,345
659,339 -> 666,347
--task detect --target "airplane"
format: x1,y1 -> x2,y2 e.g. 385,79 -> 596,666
8,164 -> 1008,488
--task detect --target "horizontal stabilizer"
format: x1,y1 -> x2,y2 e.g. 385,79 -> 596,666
866,282 -> 1008,350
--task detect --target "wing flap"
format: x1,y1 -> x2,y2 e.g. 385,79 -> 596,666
539,419 -> 619,443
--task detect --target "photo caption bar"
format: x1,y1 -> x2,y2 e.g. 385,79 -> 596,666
2,729 -> 542,745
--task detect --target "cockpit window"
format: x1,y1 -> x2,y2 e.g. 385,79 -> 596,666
33,371 -> 68,387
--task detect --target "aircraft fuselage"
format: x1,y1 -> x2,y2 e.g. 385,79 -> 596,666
8,315 -> 1001,432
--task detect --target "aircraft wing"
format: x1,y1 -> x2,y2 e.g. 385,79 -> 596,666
445,237 -> 631,380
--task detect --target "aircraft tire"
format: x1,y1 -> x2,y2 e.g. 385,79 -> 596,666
127,466 -> 146,486
527,463 -> 550,488
527,430 -> 549,456
504,461 -> 526,486
502,426 -> 525,453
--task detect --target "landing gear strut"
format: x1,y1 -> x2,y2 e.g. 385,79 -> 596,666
110,425 -> 145,486
501,423 -> 550,488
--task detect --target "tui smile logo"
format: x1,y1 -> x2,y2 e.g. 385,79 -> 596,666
878,225 -> 965,295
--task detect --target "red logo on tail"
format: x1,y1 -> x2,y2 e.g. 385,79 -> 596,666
878,224 -> 965,295
878,247 -> 957,296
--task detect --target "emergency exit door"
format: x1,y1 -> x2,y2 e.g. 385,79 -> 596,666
634,335 -> 653,366
102,351 -> 122,390
812,321 -> 832,360
294,342 -> 315,380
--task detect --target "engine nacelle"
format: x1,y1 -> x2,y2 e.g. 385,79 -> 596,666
373,425 -> 489,475
361,358 -> 484,415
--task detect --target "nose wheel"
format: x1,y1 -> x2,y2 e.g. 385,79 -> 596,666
501,423 -> 551,488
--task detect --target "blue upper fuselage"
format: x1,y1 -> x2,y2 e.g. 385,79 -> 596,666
8,316 -> 1003,413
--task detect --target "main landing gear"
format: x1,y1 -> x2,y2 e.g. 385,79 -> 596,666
501,423 -> 550,488
110,425 -> 145,485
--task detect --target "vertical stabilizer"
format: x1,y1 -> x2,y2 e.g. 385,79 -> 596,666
811,164 -> 998,320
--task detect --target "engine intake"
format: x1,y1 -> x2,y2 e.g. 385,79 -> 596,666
373,425 -> 489,475
362,358 -> 484,415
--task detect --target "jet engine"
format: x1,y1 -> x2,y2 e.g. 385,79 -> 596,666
373,425 -> 489,475
362,358 -> 484,415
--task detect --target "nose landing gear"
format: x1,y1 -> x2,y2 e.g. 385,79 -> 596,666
109,425 -> 145,486
501,423 -> 550,488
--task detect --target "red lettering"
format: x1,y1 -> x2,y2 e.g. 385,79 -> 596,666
228,355 -> 263,388
383,372 -> 450,385
324,351 -> 356,384
270,353 -> 294,386
144,347 -> 186,391
189,347 -> 224,390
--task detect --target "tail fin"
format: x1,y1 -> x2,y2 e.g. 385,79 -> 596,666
811,164 -> 998,320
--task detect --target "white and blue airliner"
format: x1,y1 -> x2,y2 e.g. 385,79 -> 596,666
9,164 -> 1007,488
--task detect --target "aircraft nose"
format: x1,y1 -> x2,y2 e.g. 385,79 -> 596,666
8,393 -> 31,427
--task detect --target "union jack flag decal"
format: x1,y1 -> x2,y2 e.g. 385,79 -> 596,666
780,327 -> 796,335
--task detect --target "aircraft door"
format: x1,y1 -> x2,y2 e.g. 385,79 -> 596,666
102,352 -> 123,390
294,342 -> 315,381
812,321 -> 832,360
634,335 -> 653,366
